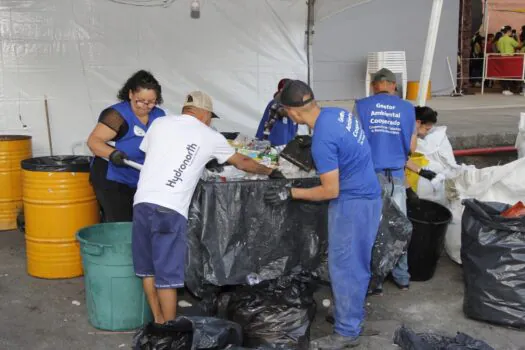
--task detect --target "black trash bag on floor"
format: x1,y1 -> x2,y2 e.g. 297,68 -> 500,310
217,273 -> 316,350
461,199 -> 525,329
370,193 -> 413,287
393,326 -> 495,350
132,316 -> 243,350
186,179 -> 328,298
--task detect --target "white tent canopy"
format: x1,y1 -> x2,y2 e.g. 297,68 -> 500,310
0,0 -> 308,155
0,0 -> 445,156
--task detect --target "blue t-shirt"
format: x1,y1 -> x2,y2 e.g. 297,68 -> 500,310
355,94 -> 415,179
312,107 -> 381,200
255,100 -> 298,147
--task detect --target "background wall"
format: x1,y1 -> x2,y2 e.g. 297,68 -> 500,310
312,0 -> 460,100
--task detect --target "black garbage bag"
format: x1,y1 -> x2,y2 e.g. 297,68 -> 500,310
186,179 -> 328,298
370,193 -> 413,287
461,199 -> 525,329
279,135 -> 314,172
217,273 -> 317,350
316,192 -> 412,285
393,326 -> 495,350
132,316 -> 243,350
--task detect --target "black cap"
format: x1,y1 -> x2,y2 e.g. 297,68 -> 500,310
274,80 -> 315,107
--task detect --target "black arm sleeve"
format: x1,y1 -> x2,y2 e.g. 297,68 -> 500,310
98,108 -> 129,141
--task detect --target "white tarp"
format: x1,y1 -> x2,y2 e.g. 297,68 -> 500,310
0,0 -> 307,156
314,0 -> 372,22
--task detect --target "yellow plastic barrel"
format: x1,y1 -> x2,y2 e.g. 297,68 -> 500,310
405,152 -> 430,192
406,81 -> 432,101
22,156 -> 100,279
0,135 -> 32,231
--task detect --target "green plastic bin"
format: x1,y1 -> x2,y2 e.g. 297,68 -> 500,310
77,222 -> 152,331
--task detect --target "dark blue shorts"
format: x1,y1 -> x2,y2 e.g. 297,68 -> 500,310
132,202 -> 187,289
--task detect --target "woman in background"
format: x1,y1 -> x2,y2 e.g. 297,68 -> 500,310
87,70 -> 165,222
493,31 -> 503,53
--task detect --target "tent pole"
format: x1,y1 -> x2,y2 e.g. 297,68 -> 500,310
417,0 -> 444,106
481,0 -> 490,95
306,0 -> 315,87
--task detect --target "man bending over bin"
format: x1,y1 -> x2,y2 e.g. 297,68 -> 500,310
264,80 -> 382,349
132,91 -> 284,324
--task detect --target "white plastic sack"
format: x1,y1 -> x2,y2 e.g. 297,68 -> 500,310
454,158 -> 525,204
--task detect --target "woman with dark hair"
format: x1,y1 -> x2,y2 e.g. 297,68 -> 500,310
87,70 -> 166,222
255,78 -> 298,148
493,31 -> 503,53
405,106 -> 439,181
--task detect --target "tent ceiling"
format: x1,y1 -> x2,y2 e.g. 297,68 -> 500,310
108,0 -> 177,6
314,0 -> 372,22
0,0 -> 307,155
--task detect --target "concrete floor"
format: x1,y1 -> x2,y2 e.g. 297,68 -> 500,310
312,259 -> 525,350
1,229 -> 524,350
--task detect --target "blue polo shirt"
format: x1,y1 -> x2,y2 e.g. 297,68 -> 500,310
355,94 -> 415,179
312,107 -> 381,200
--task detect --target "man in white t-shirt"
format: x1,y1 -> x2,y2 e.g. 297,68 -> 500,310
132,91 -> 284,324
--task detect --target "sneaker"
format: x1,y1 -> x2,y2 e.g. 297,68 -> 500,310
474,82 -> 481,87
393,280 -> 410,291
502,90 -> 514,96
324,315 -> 380,336
311,334 -> 360,349
367,287 -> 383,296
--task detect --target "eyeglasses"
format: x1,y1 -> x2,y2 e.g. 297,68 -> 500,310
135,100 -> 157,108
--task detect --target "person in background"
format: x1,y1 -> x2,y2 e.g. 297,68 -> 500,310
497,26 -> 522,95
486,33 -> 495,54
256,78 -> 298,148
471,35 -> 485,87
498,26 -> 521,54
405,106 -> 439,177
87,70 -> 166,222
354,68 -> 417,295
485,33 -> 495,88
492,31 -> 503,53
265,80 -> 382,349
133,91 -> 285,324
